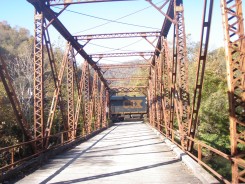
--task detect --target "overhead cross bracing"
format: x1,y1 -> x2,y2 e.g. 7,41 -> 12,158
48,0 -> 136,6
0,0 -> 244,183
89,52 -> 155,58
105,77 -> 149,81
98,64 -> 150,69
74,31 -> 161,40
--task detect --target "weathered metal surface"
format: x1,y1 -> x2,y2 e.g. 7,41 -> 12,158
48,0 -> 135,6
221,0 -> 245,183
33,10 -> 44,151
83,61 -> 91,134
174,1 -> 190,149
27,0 -> 109,89
90,52 -> 155,58
44,44 -> 70,147
109,86 -> 147,93
106,77 -> 148,81
75,31 -> 161,40
99,64 -> 150,69
91,72 -> 100,131
43,20 -> 68,131
67,48 -> 75,140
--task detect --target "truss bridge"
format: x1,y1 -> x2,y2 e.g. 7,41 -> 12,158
0,0 -> 244,183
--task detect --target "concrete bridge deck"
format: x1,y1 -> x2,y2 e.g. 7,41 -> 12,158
17,121 -> 202,184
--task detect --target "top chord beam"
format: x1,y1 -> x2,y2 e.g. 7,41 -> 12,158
99,64 -> 150,69
74,31 -> 161,40
89,52 -> 154,58
48,0 -> 136,6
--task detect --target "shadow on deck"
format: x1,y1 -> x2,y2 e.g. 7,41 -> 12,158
17,121 -> 202,184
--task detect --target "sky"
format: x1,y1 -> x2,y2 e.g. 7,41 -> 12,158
1,0 -> 244,64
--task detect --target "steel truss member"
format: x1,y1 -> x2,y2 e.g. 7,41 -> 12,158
155,55 -> 163,131
174,0 -> 190,149
188,0 -> 214,151
67,48 -> 75,140
100,83 -> 107,128
162,39 -> 171,137
43,20 -> 68,132
83,61 -> 91,134
45,43 -> 71,147
74,61 -> 87,136
33,10 -> 44,151
221,0 -> 245,182
109,86 -> 147,94
91,72 -> 100,131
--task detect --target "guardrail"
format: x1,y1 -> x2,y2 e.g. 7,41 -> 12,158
150,120 -> 233,184
0,127 -> 106,181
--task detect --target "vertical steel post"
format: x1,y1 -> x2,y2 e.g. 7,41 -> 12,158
91,72 -> 99,131
100,84 -> 105,128
221,0 -> 245,182
147,87 -> 152,125
67,48 -> 75,140
170,24 -> 178,139
155,56 -> 163,131
106,90 -> 110,127
174,0 -> 190,149
149,66 -> 156,127
33,10 -> 44,151
74,61 -> 87,136
162,39 -> 171,136
155,57 -> 160,130
83,61 -> 91,135
96,79 -> 102,129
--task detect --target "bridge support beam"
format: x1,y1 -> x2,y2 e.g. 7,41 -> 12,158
43,20 -> 68,133
44,43 -> 70,148
67,48 -> 75,140
161,40 -> 171,139
33,10 -> 44,151
83,61 -> 91,135
221,0 -> 245,183
174,1 -> 190,150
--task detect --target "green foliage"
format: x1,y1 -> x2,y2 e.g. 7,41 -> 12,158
0,22 -> 33,147
188,46 -> 230,152
0,21 -> 31,56
187,45 -> 233,180
205,155 -> 232,181
198,48 -> 230,152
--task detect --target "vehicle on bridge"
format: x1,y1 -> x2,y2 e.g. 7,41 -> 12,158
110,95 -> 147,122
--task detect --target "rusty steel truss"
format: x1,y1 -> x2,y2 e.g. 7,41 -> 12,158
221,0 -> 245,182
74,31 -> 161,40
89,52 -> 155,58
33,10 -> 44,150
0,0 -> 244,183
